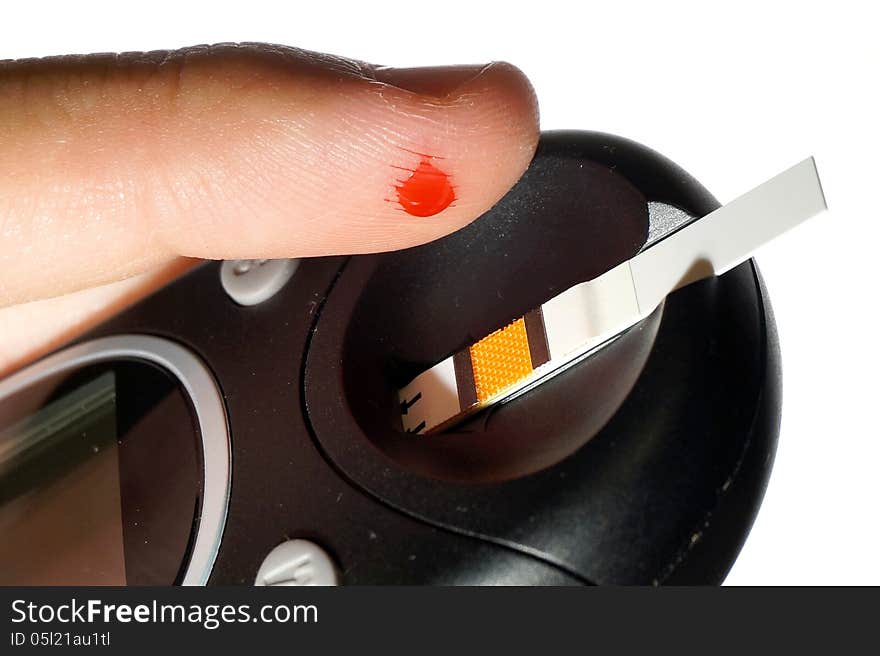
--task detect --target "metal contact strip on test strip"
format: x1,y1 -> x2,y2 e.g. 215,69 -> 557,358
523,308 -> 551,368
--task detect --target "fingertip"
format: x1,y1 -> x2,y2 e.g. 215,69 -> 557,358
337,60 -> 540,251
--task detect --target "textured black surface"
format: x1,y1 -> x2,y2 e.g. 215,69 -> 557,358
50,131 -> 780,584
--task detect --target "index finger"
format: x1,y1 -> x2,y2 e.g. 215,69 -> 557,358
0,43 -> 539,306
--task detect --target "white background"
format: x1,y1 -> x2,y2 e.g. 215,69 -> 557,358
3,1 -> 878,584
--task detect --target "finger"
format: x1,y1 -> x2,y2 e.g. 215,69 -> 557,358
0,44 -> 539,306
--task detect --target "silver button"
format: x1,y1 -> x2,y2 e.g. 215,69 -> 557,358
220,258 -> 299,306
254,539 -> 340,586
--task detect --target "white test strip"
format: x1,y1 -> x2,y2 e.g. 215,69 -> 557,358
399,158 -> 827,435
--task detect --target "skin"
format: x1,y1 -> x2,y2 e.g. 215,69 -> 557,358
0,44 -> 539,376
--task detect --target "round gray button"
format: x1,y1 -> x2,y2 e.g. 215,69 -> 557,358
220,258 -> 299,306
254,539 -> 340,586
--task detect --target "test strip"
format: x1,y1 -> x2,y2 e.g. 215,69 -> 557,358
399,158 -> 827,435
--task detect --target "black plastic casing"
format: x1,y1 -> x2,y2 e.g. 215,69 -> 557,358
66,131 -> 780,584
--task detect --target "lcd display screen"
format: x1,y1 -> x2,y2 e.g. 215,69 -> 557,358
0,361 -> 201,585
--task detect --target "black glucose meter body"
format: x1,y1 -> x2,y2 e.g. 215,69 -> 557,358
0,131 -> 783,585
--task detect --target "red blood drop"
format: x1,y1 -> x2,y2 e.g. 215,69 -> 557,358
396,158 -> 456,217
